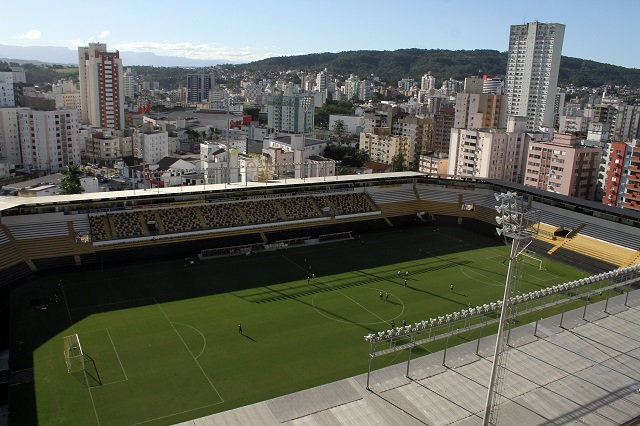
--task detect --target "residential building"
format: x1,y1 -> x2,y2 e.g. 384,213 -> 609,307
136,123 -> 169,165
267,84 -> 314,134
0,108 -> 22,168
392,115 -> 433,169
554,90 -> 566,129
447,116 -> 530,182
187,73 -> 214,103
78,43 -> 125,130
83,130 -> 132,166
559,114 -> 588,135
0,71 -> 16,107
345,75 -> 361,101
454,92 -> 506,130
360,128 -> 411,170
505,21 -> 565,131
482,75 -> 504,94
18,107 -> 81,174
0,158 -> 11,179
262,135 -> 330,179
621,140 -> 640,212
328,115 -> 364,135
123,68 -> 138,98
362,109 -> 394,134
602,140 -> 630,207
523,133 -> 601,200
431,107 -> 455,154
418,153 -> 448,175
421,72 -> 436,91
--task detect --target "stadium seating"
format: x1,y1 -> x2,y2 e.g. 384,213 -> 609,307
157,206 -> 204,234
243,199 -> 283,224
560,234 -> 635,268
89,215 -> 109,241
110,212 -> 146,239
200,203 -> 247,228
278,196 -> 321,220
314,193 -> 375,216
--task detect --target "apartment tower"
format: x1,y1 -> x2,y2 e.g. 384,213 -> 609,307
78,43 -> 125,130
505,21 -> 565,131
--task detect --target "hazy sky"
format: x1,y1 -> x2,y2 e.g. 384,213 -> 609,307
3,0 -> 639,68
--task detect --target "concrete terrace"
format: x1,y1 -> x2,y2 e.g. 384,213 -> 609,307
177,292 -> 640,425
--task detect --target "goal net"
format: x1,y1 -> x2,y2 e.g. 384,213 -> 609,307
63,334 -> 85,373
519,250 -> 544,270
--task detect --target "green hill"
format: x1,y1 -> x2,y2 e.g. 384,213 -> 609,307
232,48 -> 640,88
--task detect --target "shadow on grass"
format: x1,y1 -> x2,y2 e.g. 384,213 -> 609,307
242,334 -> 257,342
70,352 -> 102,388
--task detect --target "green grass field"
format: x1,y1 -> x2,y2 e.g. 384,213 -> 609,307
10,225 -> 586,425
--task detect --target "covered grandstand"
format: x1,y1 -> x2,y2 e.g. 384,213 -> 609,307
1,172 -> 639,286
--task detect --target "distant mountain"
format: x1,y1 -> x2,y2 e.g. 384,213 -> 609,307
233,49 -> 640,88
0,44 -> 225,67
3,44 -> 640,88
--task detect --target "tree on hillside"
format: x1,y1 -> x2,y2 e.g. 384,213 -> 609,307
59,165 -> 85,195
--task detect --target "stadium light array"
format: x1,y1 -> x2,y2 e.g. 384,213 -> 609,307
362,263 -> 640,344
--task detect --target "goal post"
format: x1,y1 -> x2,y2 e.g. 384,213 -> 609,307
63,334 -> 85,373
520,250 -> 544,270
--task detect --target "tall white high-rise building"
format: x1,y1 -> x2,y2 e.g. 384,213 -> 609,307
505,21 -> 565,131
78,43 -> 125,130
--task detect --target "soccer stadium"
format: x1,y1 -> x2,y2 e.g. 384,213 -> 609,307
2,172 -> 640,425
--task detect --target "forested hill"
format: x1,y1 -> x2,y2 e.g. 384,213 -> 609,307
232,49 -> 640,88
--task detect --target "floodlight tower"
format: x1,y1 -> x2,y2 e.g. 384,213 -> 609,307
483,191 -> 539,425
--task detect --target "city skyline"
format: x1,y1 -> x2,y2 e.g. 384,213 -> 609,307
1,0 -> 639,69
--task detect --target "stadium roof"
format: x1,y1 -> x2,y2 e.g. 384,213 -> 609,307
1,173 -> 639,223
0,172 -> 422,212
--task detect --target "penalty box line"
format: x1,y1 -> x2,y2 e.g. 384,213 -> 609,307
76,328 -> 128,386
152,297 -> 224,404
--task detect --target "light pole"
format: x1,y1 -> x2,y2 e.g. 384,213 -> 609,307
483,191 -> 539,426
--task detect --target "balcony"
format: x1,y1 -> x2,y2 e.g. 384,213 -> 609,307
626,191 -> 640,202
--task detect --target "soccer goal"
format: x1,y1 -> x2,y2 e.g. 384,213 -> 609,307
520,250 -> 544,270
63,334 -> 85,373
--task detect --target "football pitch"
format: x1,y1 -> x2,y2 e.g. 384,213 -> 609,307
10,225 -> 586,425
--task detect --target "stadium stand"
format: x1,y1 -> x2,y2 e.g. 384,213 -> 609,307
314,192 -> 376,216
200,203 -> 246,228
0,225 -> 23,269
557,234 -> 635,268
89,215 -> 109,241
157,206 -> 204,234
110,211 -> 146,239
0,172 -> 638,285
278,196 -> 321,220
242,199 -> 284,224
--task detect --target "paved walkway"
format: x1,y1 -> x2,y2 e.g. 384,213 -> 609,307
177,292 -> 640,425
